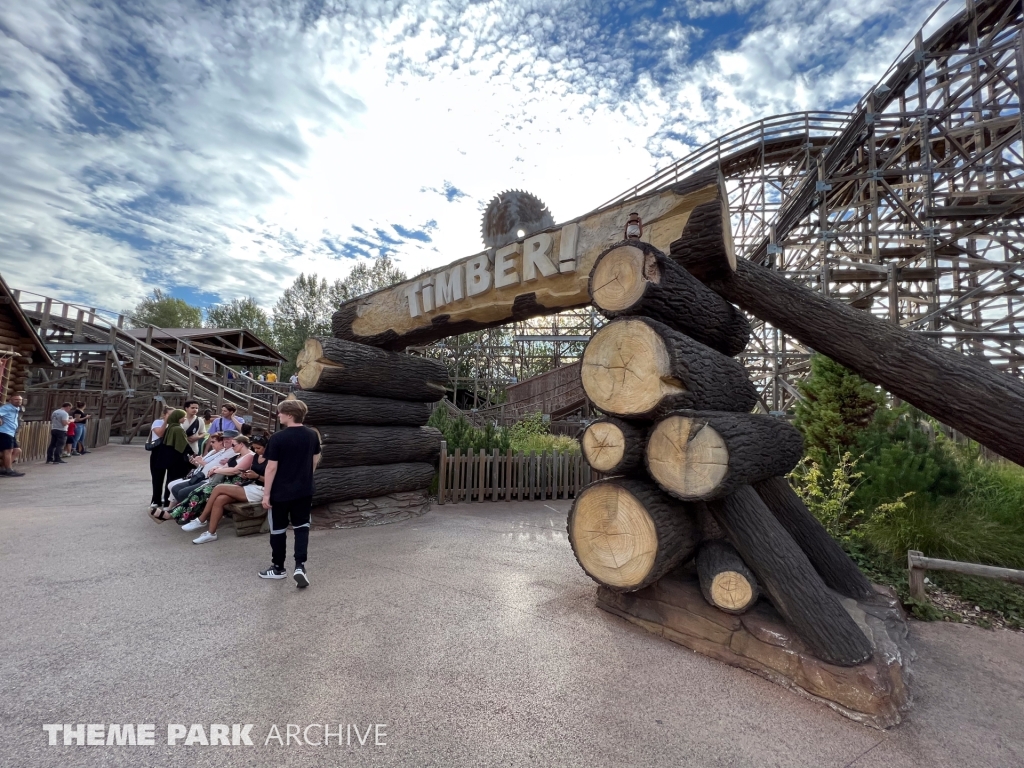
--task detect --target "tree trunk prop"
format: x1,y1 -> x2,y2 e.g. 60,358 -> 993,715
646,411 -> 803,501
296,337 -> 447,402
316,426 -> 442,469
581,318 -> 758,420
708,485 -> 873,666
696,539 -> 760,614
286,392 -> 432,427
581,417 -> 647,474
589,241 -> 750,356
672,247 -> 1024,467
568,477 -> 699,592
754,477 -> 874,600
312,462 -> 436,506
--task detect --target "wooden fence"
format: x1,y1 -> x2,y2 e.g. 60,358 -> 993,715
437,442 -> 598,504
13,417 -> 112,464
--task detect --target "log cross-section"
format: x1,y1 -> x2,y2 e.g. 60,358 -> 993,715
581,318 -> 758,420
581,417 -> 647,474
589,241 -> 750,356
646,411 -> 803,501
696,539 -> 760,614
568,477 -> 699,592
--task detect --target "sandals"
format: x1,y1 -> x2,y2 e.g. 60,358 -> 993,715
149,507 -> 174,523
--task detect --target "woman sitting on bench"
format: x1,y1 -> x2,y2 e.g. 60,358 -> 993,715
164,436 -> 253,523
184,435 -> 268,544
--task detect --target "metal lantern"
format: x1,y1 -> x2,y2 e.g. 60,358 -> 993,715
625,212 -> 642,240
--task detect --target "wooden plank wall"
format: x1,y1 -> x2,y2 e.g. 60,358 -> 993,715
13,417 -> 112,464
436,441 -> 597,504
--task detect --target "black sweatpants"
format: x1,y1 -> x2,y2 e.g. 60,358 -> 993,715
269,496 -> 311,568
47,429 -> 67,462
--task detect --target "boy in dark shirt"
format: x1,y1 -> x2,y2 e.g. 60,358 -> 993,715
259,399 -> 321,587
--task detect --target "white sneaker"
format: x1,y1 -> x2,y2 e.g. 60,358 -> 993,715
181,518 -> 207,532
192,531 -> 218,545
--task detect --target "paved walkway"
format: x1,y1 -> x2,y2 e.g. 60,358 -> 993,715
0,444 -> 1022,767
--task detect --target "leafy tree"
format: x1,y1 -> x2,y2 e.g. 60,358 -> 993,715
272,274 -> 336,376
272,258 -> 408,375
205,297 -> 274,343
127,289 -> 203,329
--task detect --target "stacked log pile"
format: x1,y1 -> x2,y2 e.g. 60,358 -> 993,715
571,241 -> 875,667
292,337 -> 445,513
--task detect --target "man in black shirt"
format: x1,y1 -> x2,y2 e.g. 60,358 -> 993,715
259,399 -> 321,587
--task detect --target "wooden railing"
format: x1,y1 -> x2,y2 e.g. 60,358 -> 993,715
15,290 -> 286,431
13,417 -> 112,464
437,442 -> 595,504
907,549 -> 1024,601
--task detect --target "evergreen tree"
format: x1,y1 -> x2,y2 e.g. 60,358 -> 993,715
793,354 -> 882,468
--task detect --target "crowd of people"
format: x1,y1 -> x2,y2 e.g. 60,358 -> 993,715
0,394 -> 96,477
1,391 -> 320,588
146,398 -> 320,587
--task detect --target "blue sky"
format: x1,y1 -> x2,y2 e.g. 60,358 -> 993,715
0,0 -> 954,312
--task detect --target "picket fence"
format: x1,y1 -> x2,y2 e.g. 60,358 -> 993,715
13,418 -> 112,464
437,442 -> 598,504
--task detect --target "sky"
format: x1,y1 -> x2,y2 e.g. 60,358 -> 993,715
0,0 -> 958,315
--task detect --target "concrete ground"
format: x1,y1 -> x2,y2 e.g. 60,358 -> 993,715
0,444 -> 1022,768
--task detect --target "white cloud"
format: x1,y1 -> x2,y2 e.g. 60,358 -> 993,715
0,0 -> 956,314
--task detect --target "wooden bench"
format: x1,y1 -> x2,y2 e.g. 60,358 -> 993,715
224,502 -> 269,537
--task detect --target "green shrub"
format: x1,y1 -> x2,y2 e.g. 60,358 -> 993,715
426,406 -> 578,454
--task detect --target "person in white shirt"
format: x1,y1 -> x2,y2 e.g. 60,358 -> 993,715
46,401 -> 72,464
148,406 -> 173,509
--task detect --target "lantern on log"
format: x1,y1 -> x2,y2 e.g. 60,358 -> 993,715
624,212 -> 642,240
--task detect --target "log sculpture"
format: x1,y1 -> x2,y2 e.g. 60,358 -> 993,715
580,417 -> 647,474
709,486 -> 873,666
317,426 -> 443,469
696,540 -> 759,615
645,411 -> 804,501
581,318 -> 758,419
568,478 -> 699,592
672,244 -> 1024,467
589,241 -> 750,356
296,337 -> 447,402
754,477 -> 874,599
313,462 -> 436,506
288,392 -> 432,426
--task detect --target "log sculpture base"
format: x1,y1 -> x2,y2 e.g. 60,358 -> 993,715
596,569 -> 914,729
311,491 -> 431,530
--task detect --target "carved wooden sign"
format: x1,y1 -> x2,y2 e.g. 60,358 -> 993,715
332,173 -> 732,350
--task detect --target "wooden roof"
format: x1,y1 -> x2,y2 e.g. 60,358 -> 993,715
125,327 -> 286,365
0,273 -> 54,364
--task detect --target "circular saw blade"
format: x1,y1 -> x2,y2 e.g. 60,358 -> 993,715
481,190 -> 555,248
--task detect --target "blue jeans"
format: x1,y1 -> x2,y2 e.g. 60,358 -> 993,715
72,424 -> 86,452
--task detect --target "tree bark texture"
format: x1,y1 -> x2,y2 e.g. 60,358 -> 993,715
287,392 -> 432,427
316,425 -> 442,469
312,463 -> 436,506
581,417 -> 647,474
667,196 -> 736,282
708,485 -> 873,666
568,477 -> 700,593
581,317 -> 758,420
296,337 -> 447,402
589,241 -> 749,356
696,539 -> 760,614
646,411 -> 804,501
754,477 -> 874,600
673,253 -> 1024,467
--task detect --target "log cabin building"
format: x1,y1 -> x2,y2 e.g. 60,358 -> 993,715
0,273 -> 53,402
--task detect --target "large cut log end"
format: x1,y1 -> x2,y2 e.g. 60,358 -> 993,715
590,244 -> 658,312
646,411 -> 803,501
568,478 -> 698,592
